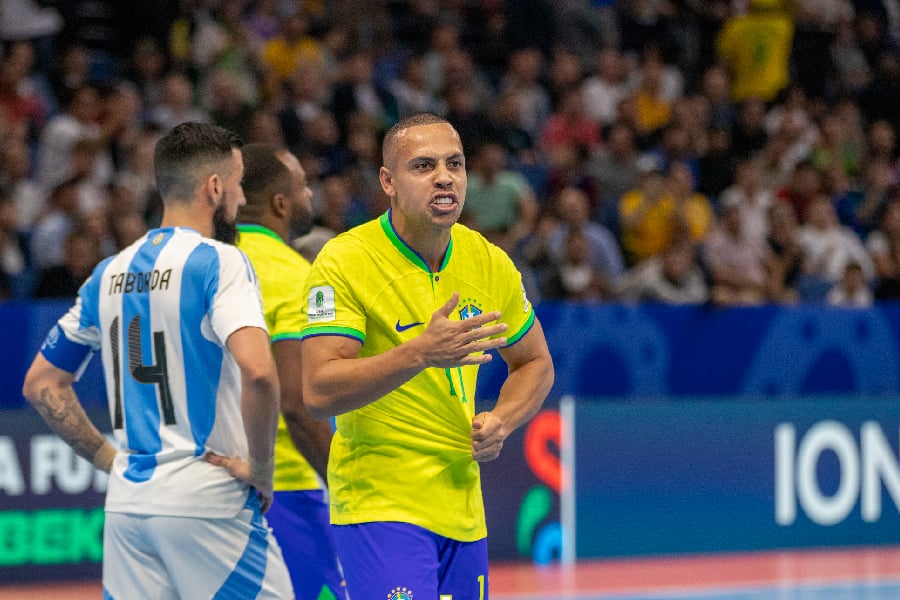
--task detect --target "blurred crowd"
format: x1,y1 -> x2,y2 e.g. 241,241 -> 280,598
1,0 -> 899,307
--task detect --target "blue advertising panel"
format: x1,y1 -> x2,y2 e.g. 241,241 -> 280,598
574,397 -> 900,558
0,407 -> 109,583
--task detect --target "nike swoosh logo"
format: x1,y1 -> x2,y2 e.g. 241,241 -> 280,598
395,320 -> 425,333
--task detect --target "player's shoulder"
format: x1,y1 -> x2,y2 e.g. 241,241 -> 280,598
451,222 -> 506,259
318,218 -> 383,257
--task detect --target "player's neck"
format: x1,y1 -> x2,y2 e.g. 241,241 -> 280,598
160,204 -> 213,238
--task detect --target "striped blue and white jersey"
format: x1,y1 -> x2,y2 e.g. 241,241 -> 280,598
39,227 -> 269,518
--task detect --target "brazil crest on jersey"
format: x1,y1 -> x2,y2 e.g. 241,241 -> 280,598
300,210 -> 535,541
236,224 -> 320,491
39,227 -> 268,518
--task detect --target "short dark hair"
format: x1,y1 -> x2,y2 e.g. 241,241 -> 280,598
153,122 -> 242,201
240,143 -> 292,207
382,113 -> 454,165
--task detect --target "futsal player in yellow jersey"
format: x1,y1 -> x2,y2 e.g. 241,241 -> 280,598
236,143 -> 347,600
299,113 -> 554,598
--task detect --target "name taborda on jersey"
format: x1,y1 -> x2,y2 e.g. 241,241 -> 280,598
107,269 -> 173,295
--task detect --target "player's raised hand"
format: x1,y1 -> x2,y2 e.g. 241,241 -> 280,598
418,292 -> 508,368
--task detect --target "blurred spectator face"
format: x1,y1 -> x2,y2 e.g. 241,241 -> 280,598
868,120 -> 896,156
247,110 -> 285,144
607,123 -> 636,157
640,168 -> 666,197
112,212 -> 148,249
550,51 -> 582,91
805,196 -> 837,229
596,47 -> 625,82
61,44 -> 90,77
668,162 -> 695,195
735,158 -> 762,189
841,263 -> 866,294
207,69 -> 243,111
70,86 -> 101,123
556,187 -> 590,225
52,181 -> 81,213
662,240 -> 695,283
65,231 -> 101,279
564,229 -> 590,265
162,74 -> 194,110
768,201 -> 798,239
443,50 -> 474,87
558,88 -> 586,117
0,199 -> 18,232
707,127 -> 731,154
880,197 -> 900,236
0,141 -> 31,180
476,143 -> 507,174
132,38 -> 165,79
430,22 -> 460,52
347,51 -> 374,84
722,202 -> 743,234
282,14 -> 309,42
509,48 -> 543,83
739,98 -> 766,129
702,65 -> 730,103
306,112 -> 339,145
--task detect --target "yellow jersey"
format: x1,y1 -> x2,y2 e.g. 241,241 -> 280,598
300,211 -> 535,541
236,224 -> 320,492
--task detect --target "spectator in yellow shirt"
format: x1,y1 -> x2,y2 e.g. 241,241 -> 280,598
715,0 -> 794,103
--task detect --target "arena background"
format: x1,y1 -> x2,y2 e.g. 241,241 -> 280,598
3,299 -> 900,587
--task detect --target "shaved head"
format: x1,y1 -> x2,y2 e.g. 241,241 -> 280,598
382,113 -> 457,168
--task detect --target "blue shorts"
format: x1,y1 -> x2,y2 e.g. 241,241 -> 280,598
266,490 -> 347,600
333,522 -> 489,600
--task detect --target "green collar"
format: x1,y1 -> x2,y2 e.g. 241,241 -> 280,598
236,223 -> 286,245
379,210 -> 453,274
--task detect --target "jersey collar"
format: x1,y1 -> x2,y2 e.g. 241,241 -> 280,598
236,223 -> 287,246
380,209 -> 453,274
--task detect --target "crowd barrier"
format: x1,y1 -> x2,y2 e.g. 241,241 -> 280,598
2,300 -> 900,581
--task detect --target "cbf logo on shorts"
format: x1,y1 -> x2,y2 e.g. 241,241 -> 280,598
388,587 -> 413,600
457,297 -> 482,321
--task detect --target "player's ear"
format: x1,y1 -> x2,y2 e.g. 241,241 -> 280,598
205,173 -> 223,206
272,192 -> 289,218
379,166 -> 395,197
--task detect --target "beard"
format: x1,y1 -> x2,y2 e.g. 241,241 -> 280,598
290,207 -> 315,239
212,202 -> 237,244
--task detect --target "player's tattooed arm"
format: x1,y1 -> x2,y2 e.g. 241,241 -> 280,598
23,355 -> 116,473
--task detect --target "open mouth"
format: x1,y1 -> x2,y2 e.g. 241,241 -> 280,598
432,194 -> 457,211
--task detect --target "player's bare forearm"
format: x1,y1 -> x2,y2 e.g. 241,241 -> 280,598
229,327 -> 281,463
284,413 -> 332,482
274,340 -> 331,481
492,319 -> 554,434
301,339 -> 430,419
31,384 -> 112,468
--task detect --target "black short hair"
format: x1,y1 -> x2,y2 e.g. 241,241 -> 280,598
153,122 -> 242,201
240,143 -> 292,207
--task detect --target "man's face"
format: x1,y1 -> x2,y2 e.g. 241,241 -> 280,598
380,122 -> 466,234
213,148 -> 245,243
279,150 -> 314,237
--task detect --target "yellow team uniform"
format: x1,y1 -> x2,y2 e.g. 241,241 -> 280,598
236,224 -> 319,491
619,191 -> 714,263
715,8 -> 794,102
299,211 -> 535,541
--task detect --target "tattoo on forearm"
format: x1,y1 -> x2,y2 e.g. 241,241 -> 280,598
34,386 -> 107,464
